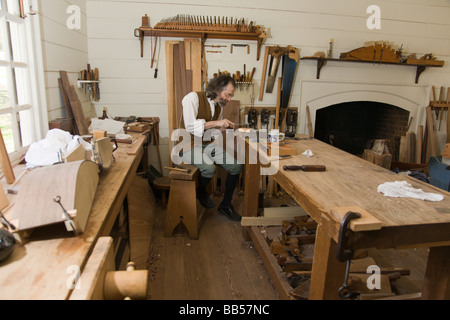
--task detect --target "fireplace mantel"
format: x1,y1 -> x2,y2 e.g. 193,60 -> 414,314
298,80 -> 430,136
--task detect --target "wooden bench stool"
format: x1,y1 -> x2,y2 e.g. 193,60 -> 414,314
165,164 -> 206,239
152,176 -> 171,206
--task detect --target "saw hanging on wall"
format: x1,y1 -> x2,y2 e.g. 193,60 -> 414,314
260,45 -> 300,129
259,45 -> 300,103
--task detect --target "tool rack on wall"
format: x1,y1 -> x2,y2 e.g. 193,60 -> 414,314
134,27 -> 266,61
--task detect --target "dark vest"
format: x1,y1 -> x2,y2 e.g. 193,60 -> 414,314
181,92 -> 221,148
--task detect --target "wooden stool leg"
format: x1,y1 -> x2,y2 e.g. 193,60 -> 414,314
165,179 -> 199,239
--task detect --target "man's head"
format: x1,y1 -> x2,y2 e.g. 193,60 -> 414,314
206,75 -> 236,107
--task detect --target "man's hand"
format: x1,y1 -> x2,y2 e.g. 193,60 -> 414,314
205,119 -> 235,130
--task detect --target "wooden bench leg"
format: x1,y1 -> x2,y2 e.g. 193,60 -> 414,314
165,179 -> 201,239
422,246 -> 450,300
309,221 -> 347,300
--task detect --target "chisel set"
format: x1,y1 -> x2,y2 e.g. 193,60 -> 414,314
154,14 -> 260,33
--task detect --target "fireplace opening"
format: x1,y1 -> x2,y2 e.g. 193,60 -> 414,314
314,101 -> 410,157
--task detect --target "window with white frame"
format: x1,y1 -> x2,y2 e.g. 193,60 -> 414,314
0,0 -> 39,155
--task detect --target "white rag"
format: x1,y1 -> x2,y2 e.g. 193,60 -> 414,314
303,149 -> 314,157
377,181 -> 444,202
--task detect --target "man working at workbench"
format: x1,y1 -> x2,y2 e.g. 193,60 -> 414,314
179,75 -> 242,222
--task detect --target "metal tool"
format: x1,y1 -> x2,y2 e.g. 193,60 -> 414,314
164,166 -> 192,174
260,109 -> 270,130
283,165 -> 326,172
285,109 -> 298,138
247,108 -> 258,129
336,211 -> 361,299
53,196 -> 78,236
0,211 -> 16,231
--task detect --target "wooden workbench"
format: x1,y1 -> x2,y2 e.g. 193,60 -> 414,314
0,133 -> 147,300
242,135 -> 450,300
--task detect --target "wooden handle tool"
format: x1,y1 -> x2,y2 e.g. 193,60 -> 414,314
283,165 -> 326,172
164,166 -> 192,174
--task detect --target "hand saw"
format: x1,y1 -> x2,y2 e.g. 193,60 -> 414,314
265,46 -> 283,93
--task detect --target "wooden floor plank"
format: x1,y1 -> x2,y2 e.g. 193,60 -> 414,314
147,194 -> 280,300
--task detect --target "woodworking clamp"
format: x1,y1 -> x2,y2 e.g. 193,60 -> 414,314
53,196 -> 78,236
336,211 -> 361,299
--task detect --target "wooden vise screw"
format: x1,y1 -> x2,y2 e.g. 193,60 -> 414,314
104,262 -> 148,300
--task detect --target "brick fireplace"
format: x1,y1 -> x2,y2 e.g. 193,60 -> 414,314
298,80 -> 430,158
314,101 -> 410,157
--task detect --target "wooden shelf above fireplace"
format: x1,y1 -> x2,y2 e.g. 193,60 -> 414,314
301,57 -> 444,84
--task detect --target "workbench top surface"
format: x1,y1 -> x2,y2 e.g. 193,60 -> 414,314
0,134 -> 145,300
247,135 -> 450,228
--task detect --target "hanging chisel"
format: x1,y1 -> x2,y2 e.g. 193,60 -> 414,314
283,165 -> 326,172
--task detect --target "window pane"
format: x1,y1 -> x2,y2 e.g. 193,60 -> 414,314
0,113 -> 14,153
14,67 -> 28,105
8,21 -> 25,62
6,0 -> 19,16
19,109 -> 32,147
0,67 -> 10,109
0,27 -> 5,60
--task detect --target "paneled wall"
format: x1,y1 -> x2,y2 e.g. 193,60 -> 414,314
39,0 -> 95,124
84,0 -> 450,168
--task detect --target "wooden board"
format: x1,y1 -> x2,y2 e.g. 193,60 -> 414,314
65,144 -> 87,163
0,182 -> 9,210
330,206 -> 383,232
416,125 -> 423,164
426,106 -> 437,158
259,46 -> 270,101
59,71 -> 89,135
0,128 -> 15,184
58,78 -> 78,135
12,160 -> 99,233
127,175 -> 156,270
69,237 -> 115,300
363,149 -> 392,170
165,41 -> 178,165
127,135 -> 147,156
260,137 -> 450,231
95,137 -> 114,169
190,40 -> 202,92
406,132 -> 416,163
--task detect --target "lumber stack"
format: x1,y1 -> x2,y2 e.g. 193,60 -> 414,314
59,71 -> 89,136
255,211 -> 413,300
420,85 -> 450,163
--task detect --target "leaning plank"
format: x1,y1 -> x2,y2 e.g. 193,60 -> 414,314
248,226 -> 292,300
59,71 -> 89,135
67,85 -> 89,135
58,78 -> 78,135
